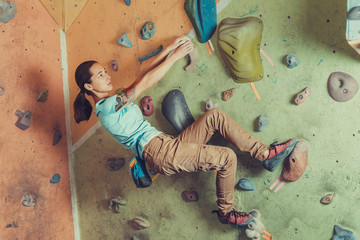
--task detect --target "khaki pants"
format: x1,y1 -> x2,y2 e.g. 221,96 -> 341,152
142,108 -> 268,216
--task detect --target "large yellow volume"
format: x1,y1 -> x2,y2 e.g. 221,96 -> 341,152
217,17 -> 264,83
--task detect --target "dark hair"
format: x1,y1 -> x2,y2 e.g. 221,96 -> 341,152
73,60 -> 97,123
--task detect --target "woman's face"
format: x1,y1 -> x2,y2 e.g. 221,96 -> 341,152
87,63 -> 113,94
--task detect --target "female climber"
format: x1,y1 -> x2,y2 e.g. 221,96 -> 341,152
73,36 -> 297,227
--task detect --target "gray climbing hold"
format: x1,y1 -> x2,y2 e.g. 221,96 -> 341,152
22,193 -> 36,207
348,7 -> 360,20
15,110 -> 32,130
0,84 -> 5,96
124,0 -> 131,6
140,21 -> 156,40
53,129 -> 62,145
285,54 -> 300,69
331,225 -> 356,240
256,115 -> 269,132
328,72 -> 359,102
0,0 -> 17,23
237,178 -> 255,191
116,33 -> 133,48
37,89 -> 49,102
138,45 -> 163,63
50,173 -> 61,183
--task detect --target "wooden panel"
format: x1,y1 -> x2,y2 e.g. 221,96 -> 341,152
64,0 -> 89,31
0,0 -> 74,239
39,0 -> 65,30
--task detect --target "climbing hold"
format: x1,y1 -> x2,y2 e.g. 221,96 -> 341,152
53,129 -> 62,145
181,190 -> 199,202
285,54 -> 300,69
282,141 -> 308,182
328,72 -> 359,102
184,45 -> 198,73
294,87 -> 311,105
205,99 -> 218,112
105,157 -> 125,171
348,7 -> 360,20
124,0 -> 131,6
37,89 -> 49,102
139,21 -> 156,40
331,225 -> 356,240
222,88 -> 235,101
0,0 -> 17,23
138,45 -> 163,63
245,210 -> 264,240
50,173 -> 61,183
109,196 -> 127,213
237,178 -> 255,191
217,17 -> 264,83
15,110 -> 32,130
116,33 -> 133,48
162,89 -> 195,134
184,0 -> 217,43
22,193 -> 36,207
133,217 -> 150,229
0,84 -> 5,96
256,115 -> 269,132
111,60 -> 118,72
141,96 -> 154,116
320,193 -> 335,205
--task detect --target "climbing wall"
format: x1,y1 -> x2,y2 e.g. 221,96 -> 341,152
0,0 -> 74,239
66,0 -> 194,144
39,0 -> 89,31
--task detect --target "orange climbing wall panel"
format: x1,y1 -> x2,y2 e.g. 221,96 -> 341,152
0,1 -> 74,239
67,0 -> 195,144
39,0 -> 90,31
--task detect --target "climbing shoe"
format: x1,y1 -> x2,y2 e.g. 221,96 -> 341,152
213,209 -> 253,227
262,138 -> 297,172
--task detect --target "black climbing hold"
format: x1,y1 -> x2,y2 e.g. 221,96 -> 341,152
161,89 -> 194,134
105,158 -> 125,171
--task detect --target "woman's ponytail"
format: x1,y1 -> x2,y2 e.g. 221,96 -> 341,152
73,60 -> 97,123
73,91 -> 93,123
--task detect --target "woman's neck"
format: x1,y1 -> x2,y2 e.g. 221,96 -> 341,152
93,92 -> 110,104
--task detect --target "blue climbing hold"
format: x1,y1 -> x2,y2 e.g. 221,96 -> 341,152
286,54 -> 300,69
257,115 -> 270,132
117,33 -> 133,48
138,45 -> 163,63
237,178 -> 255,191
50,174 -> 61,183
184,0 -> 217,43
331,225 -> 357,240
124,0 -> 131,6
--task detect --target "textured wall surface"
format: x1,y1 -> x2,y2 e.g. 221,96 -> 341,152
0,0 -> 74,239
74,0 -> 360,239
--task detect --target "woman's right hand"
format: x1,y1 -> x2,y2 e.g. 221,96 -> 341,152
169,40 -> 194,62
168,35 -> 191,52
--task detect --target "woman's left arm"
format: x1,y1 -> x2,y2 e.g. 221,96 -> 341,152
114,38 -> 193,112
